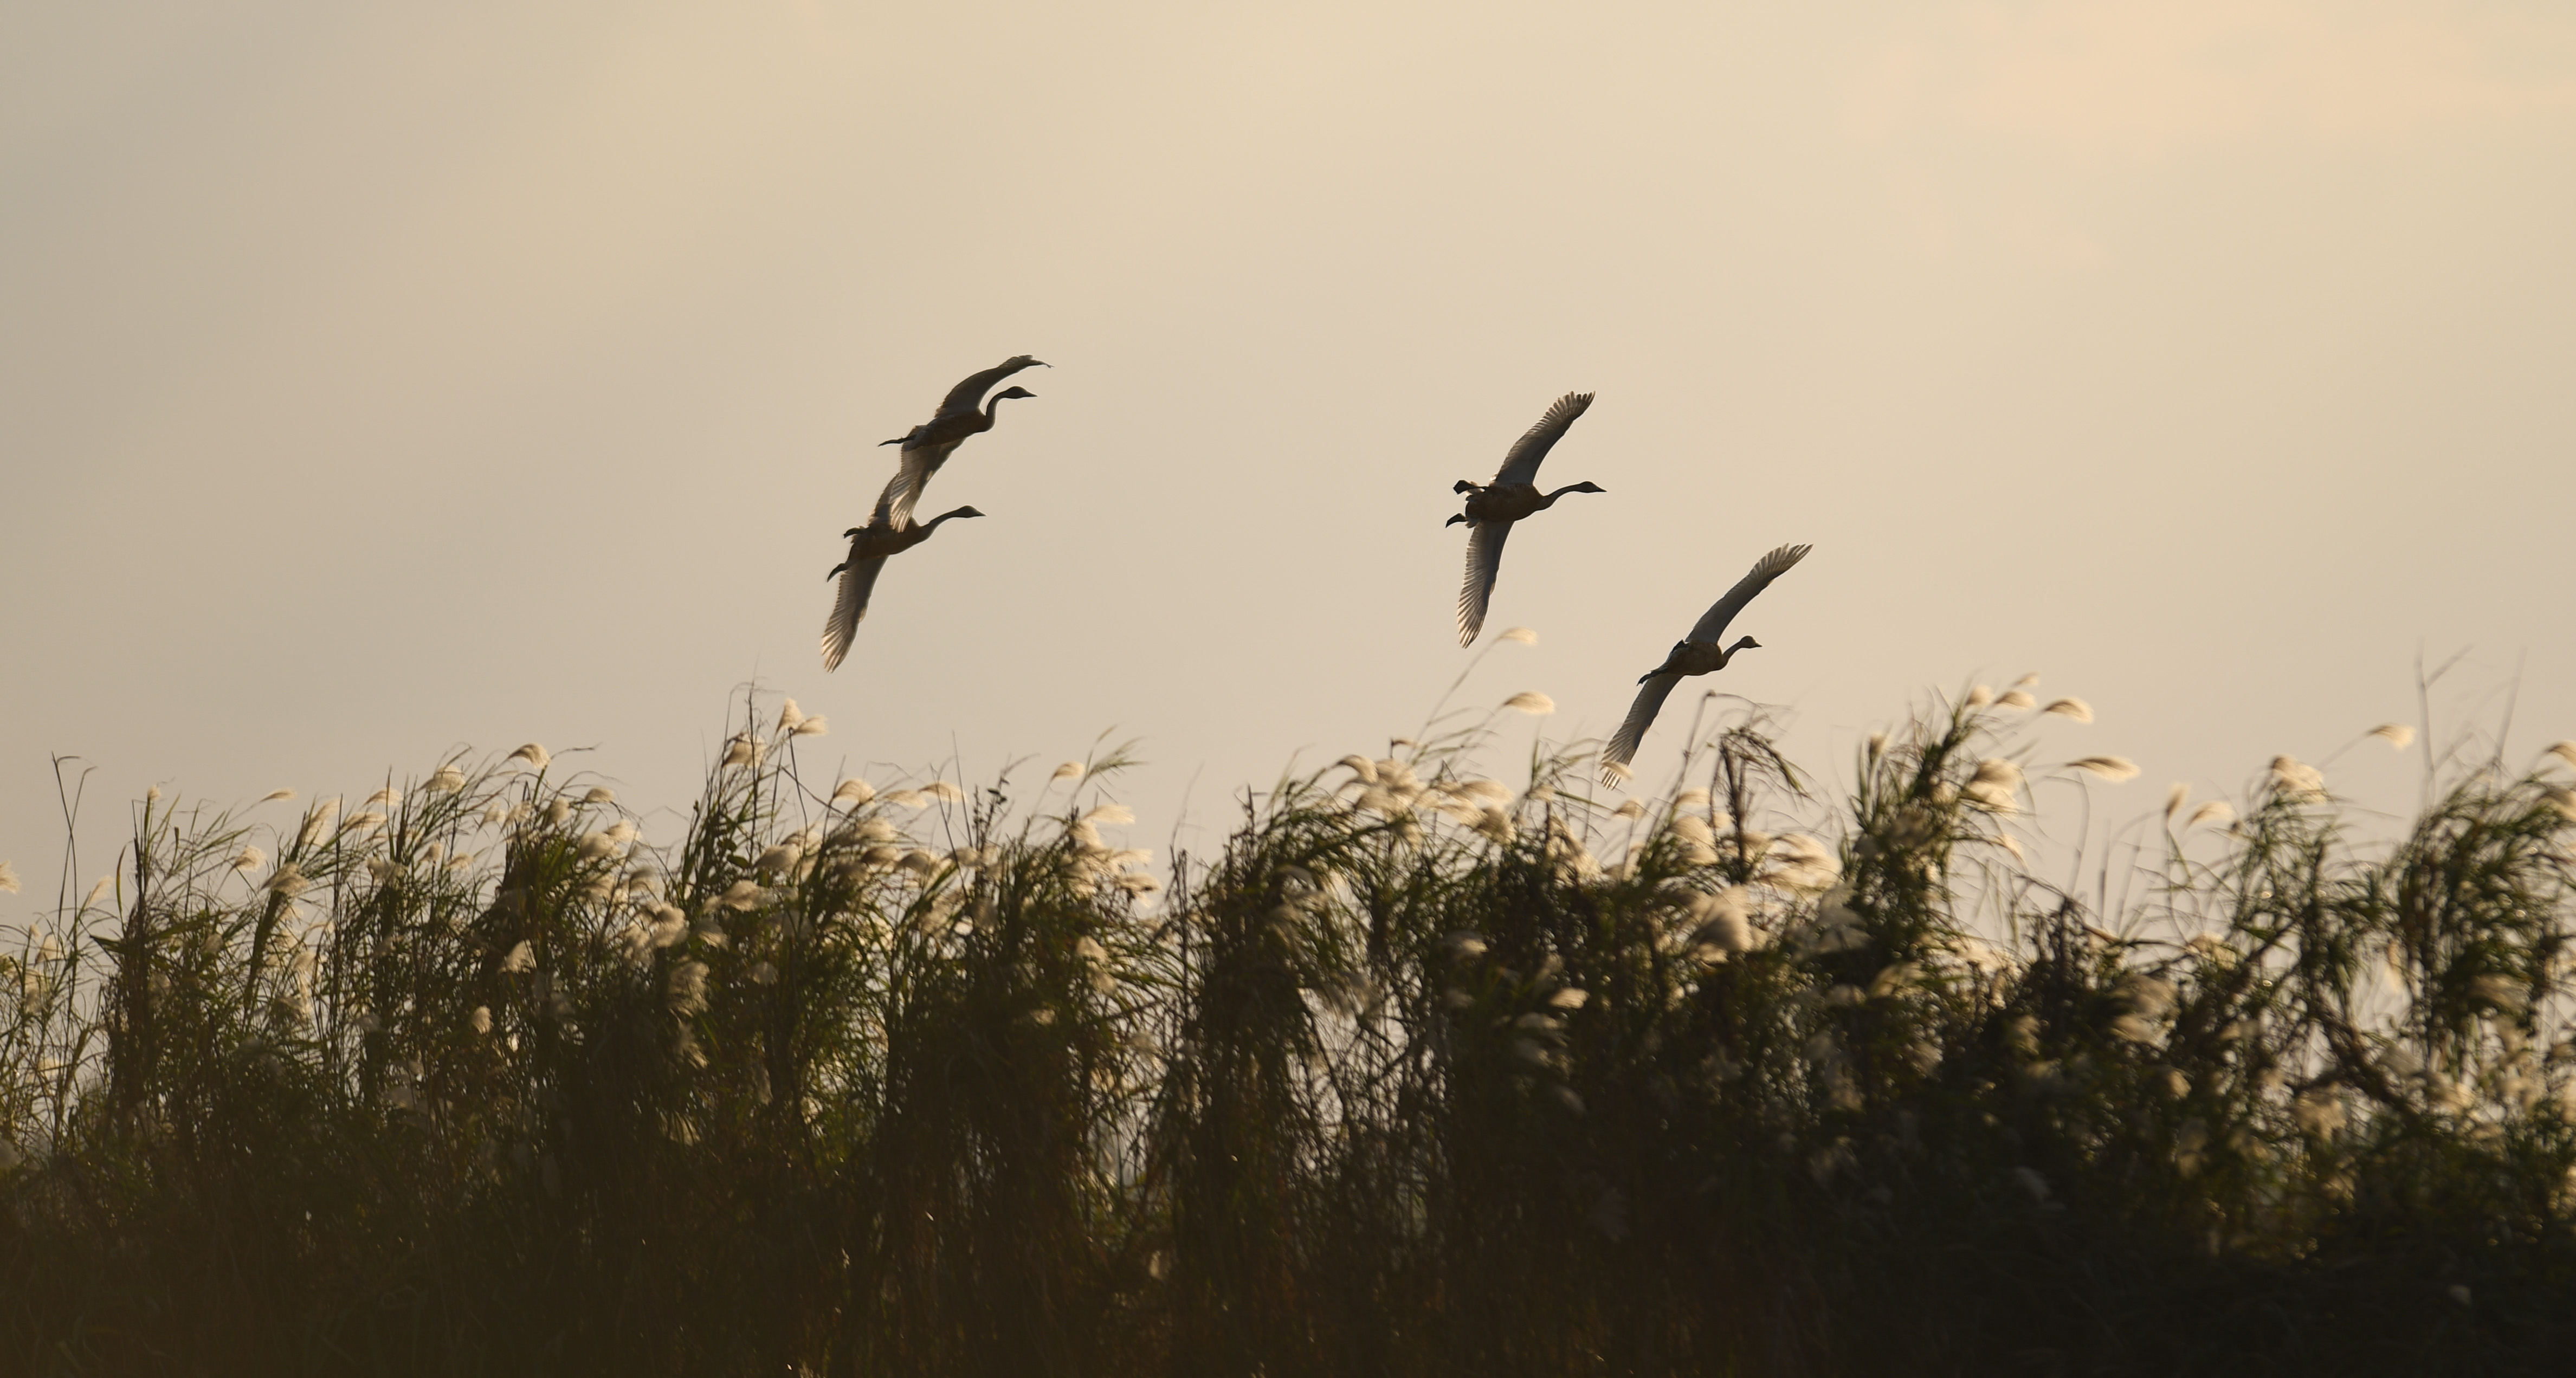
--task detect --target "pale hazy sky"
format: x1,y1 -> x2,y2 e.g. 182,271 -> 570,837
7,1 -> 2573,895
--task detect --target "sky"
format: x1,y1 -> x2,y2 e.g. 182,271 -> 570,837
5,0 -> 2573,905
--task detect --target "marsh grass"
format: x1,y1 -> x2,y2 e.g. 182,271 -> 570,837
3,690 -> 2573,1375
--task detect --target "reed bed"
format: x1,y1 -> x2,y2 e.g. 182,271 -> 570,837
3,690 -> 2573,1376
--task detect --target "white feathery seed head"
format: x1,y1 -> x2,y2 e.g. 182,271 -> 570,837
1083,803 -> 1136,826
883,789 -> 927,810
2470,972 -> 2530,1014
1051,761 -> 1085,782
0,861 -> 15,895
1992,833 -> 2026,864
1689,888 -> 1756,955
2042,697 -> 2093,723
2368,723 -> 2414,749
1965,759 -> 2023,812
1674,787 -> 1710,810
299,800 -> 341,850
831,779 -> 876,808
793,716 -> 829,737
2293,1090 -> 2346,1136
1966,684 -> 1994,708
428,767 -> 466,795
1997,690 -> 2037,711
2548,741 -> 2576,771
1502,691 -> 1555,715
83,876 -> 113,910
233,845 -> 264,872
583,786 -> 615,804
2166,784 -> 2189,820
1611,800 -> 1646,820
470,1006 -> 492,1034
1497,626 -> 1538,645
501,940 -> 535,973
778,698 -> 804,731
261,788 -> 298,804
365,787 -> 400,811
2070,756 -> 2140,783
2186,800 -> 2236,830
721,880 -> 765,910
2270,756 -> 2327,799
1337,754 -> 1378,784
925,781 -> 965,803
508,743 -> 551,772
721,737 -> 757,769
2012,672 -> 2041,689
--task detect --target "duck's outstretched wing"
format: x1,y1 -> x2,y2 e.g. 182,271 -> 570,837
1455,521 -> 1512,647
935,354 -> 1045,419
1491,391 -> 1594,487
821,552 -> 890,672
1603,672 -> 1681,785
1686,542 -> 1812,646
874,437 -> 964,532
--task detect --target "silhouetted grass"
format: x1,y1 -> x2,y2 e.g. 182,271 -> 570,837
4,690 -> 2573,1375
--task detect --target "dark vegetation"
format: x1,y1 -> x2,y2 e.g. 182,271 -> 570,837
5,689 -> 2575,1376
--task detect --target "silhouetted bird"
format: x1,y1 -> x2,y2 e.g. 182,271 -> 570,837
819,505 -> 986,672
875,354 -> 1044,528
1449,391 -> 1606,646
1602,542 -> 1811,785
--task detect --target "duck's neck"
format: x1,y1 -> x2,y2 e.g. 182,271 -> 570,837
978,392 -> 1019,431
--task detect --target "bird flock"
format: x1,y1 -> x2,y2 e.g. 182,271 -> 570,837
822,360 -> 1810,788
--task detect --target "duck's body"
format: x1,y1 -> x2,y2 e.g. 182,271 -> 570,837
1451,391 -> 1605,646
1602,542 -> 1812,784
819,504 -> 985,672
874,354 -> 1044,528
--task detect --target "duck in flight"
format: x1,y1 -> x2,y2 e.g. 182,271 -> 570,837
1450,391 -> 1606,646
875,354 -> 1044,529
1601,542 -> 1811,785
819,503 -> 986,672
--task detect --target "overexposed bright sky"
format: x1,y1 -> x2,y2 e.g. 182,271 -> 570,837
6,0 -> 2573,896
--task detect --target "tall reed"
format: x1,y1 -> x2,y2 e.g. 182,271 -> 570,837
3,691 -> 2571,1375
